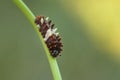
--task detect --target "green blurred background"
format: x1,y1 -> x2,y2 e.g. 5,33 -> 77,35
0,0 -> 120,80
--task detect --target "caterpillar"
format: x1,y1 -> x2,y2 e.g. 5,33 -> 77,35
35,16 -> 63,57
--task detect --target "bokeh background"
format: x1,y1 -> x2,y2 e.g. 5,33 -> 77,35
0,0 -> 120,80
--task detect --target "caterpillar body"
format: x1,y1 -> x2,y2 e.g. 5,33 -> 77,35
35,16 -> 63,57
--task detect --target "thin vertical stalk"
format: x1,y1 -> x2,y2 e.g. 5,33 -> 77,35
13,0 -> 62,80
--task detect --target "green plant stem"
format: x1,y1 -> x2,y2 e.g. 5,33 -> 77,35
13,0 -> 62,80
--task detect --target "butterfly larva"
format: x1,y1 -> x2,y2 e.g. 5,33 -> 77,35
35,16 -> 63,57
